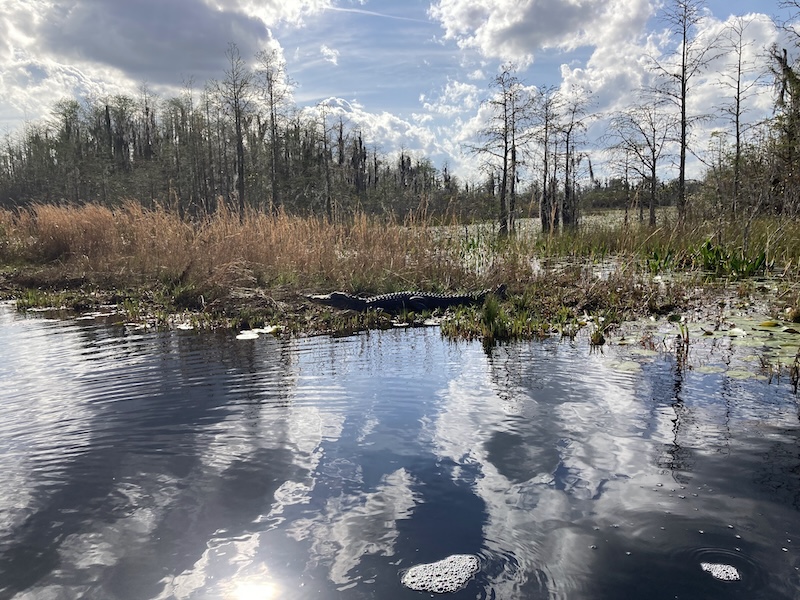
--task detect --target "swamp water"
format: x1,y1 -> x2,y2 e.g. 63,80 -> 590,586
0,302 -> 798,599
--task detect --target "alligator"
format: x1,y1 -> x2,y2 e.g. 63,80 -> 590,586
307,284 -> 506,313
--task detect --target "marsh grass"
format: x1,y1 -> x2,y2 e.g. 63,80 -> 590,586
15,288 -> 68,310
1,202 -> 479,292
1,203 -> 798,337
3,204 -> 798,289
533,215 -> 800,278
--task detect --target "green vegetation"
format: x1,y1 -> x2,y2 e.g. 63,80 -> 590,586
0,203 -> 798,347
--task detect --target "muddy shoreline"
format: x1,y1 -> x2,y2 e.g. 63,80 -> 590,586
2,264 -> 796,345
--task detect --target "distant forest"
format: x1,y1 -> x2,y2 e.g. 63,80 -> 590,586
0,46 -> 491,223
2,2 -> 800,232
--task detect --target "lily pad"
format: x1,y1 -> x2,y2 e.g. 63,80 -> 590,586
739,354 -> 760,363
731,337 -> 766,348
726,369 -> 756,380
629,348 -> 659,357
609,360 -> 643,373
695,365 -> 725,374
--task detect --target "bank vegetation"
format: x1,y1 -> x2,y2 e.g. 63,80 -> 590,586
2,0 -> 800,338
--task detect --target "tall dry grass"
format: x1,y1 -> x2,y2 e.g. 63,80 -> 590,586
1,203 -> 797,297
0,203 -> 479,293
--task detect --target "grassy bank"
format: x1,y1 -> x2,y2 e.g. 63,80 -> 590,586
1,203 -> 798,339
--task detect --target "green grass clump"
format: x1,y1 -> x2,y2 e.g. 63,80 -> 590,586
694,240 -> 769,279
15,289 -> 67,311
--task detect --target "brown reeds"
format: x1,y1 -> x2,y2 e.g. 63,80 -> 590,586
1,203 -> 798,302
0,203 -> 478,294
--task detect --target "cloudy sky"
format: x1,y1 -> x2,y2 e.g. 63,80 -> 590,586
0,0 -> 796,181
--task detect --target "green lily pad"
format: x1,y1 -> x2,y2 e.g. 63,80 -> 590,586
629,348 -> 659,357
739,354 -> 761,363
726,369 -> 757,379
609,360 -> 643,373
695,365 -> 725,374
731,337 -> 767,348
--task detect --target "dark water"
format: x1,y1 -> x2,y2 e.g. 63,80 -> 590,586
1,303 -> 798,599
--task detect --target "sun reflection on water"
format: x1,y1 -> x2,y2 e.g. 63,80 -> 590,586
233,581 -> 280,600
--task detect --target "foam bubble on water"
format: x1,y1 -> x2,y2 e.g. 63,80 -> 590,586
401,554 -> 479,593
701,562 -> 741,581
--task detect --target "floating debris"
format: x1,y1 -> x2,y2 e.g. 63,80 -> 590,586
401,554 -> 479,593
701,562 -> 741,581
236,330 -> 260,340
251,325 -> 279,334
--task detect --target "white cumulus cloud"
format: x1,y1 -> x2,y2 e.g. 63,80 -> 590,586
320,44 -> 340,65
429,0 -> 653,64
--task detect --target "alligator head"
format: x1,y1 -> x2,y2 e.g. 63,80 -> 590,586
306,291 -> 367,311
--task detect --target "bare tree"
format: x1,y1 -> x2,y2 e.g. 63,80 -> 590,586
649,0 -> 722,225
219,43 -> 253,220
255,48 -> 293,214
559,86 -> 592,228
467,65 -> 532,236
531,86 -> 561,233
317,102 -> 334,220
716,15 -> 767,217
608,96 -> 676,226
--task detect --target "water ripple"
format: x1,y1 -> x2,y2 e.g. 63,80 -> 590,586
2,307 -> 799,599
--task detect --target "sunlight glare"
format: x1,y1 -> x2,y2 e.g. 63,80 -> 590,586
234,581 -> 280,600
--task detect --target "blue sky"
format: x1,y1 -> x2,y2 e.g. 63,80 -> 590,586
0,0 -> 794,182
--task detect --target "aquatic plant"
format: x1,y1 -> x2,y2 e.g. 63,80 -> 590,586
695,239 -> 769,279
646,247 -> 677,274
15,289 -> 67,311
480,294 -> 511,344
121,298 -> 142,322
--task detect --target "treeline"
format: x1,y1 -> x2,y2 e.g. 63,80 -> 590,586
0,45 -> 498,221
5,1 -> 800,232
465,2 -> 800,234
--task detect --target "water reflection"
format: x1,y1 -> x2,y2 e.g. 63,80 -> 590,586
0,304 -> 798,599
